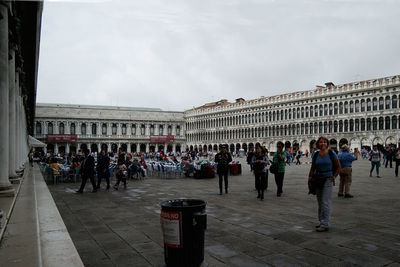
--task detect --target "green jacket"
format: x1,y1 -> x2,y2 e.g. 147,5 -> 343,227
273,151 -> 286,173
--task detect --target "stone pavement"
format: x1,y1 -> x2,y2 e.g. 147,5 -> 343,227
49,158 -> 400,267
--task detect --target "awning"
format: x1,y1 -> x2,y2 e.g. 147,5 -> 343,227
29,135 -> 46,148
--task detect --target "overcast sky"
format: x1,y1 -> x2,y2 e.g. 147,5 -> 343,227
37,0 -> 400,111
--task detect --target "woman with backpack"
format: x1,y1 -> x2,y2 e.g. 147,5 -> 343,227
369,145 -> 382,178
251,145 -> 270,200
308,136 -> 341,232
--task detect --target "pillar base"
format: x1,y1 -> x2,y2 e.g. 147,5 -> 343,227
0,184 -> 15,197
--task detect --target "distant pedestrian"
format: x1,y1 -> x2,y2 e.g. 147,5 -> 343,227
338,145 -> 356,198
369,145 -> 382,178
273,141 -> 286,197
114,158 -> 127,190
96,150 -> 110,190
251,146 -> 270,200
76,149 -> 96,193
214,145 -> 232,195
295,150 -> 301,165
385,146 -> 394,168
247,148 -> 255,172
308,136 -> 341,232
395,148 -> 400,177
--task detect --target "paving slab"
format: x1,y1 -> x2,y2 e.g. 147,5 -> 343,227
48,158 -> 400,266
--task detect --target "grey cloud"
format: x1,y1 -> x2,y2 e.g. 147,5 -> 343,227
37,0 -> 400,110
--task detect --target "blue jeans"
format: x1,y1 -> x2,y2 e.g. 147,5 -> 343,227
316,180 -> 333,228
370,161 -> 380,175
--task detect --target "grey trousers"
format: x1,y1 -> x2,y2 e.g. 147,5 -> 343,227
316,179 -> 333,228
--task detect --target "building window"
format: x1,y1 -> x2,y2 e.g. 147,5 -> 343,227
355,119 -> 359,131
378,117 -> 384,130
367,118 -> 371,131
48,122 -> 53,134
122,124 -> 127,135
379,97 -> 384,110
355,100 -> 360,112
102,123 -> 107,135
344,101 -> 348,114
159,125 -> 163,135
361,99 -> 365,112
349,101 -> 354,113
392,116 -> 397,129
176,126 -> 180,136
334,121 -> 338,132
132,124 -> 136,135
385,116 -> 390,129
344,120 -> 348,132
168,125 -> 172,135
385,96 -> 391,109
150,125 -> 154,135
70,123 -> 76,134
81,123 -> 86,135
319,105 -> 323,116
339,102 -> 343,114
59,122 -> 64,134
141,125 -> 145,135
361,119 -> 365,131
334,103 -> 338,114
36,122 -> 42,135
92,123 -> 97,135
372,117 -> 377,130
112,124 -> 117,135
373,98 -> 377,111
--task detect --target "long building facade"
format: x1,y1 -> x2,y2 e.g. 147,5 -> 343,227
34,104 -> 186,154
185,75 -> 400,153
35,74 -> 400,155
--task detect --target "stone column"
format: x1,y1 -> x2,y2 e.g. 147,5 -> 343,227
8,47 -> 17,177
0,3 -> 14,195
146,143 -> 149,153
173,143 -> 176,153
66,121 -> 70,134
17,95 -> 25,170
136,144 -> 140,153
155,124 -> 159,136
66,143 -> 70,154
126,124 -> 131,137
107,122 -> 112,136
145,124 -> 150,136
163,143 -> 167,153
54,143 -> 59,155
155,144 -> 159,152
172,124 -> 176,136
117,123 -> 121,136
127,144 -> 131,153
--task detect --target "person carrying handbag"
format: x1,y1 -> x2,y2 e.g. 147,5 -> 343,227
251,146 -> 270,200
308,136 -> 341,232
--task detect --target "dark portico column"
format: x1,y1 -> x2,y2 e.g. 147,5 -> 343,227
0,3 -> 14,195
